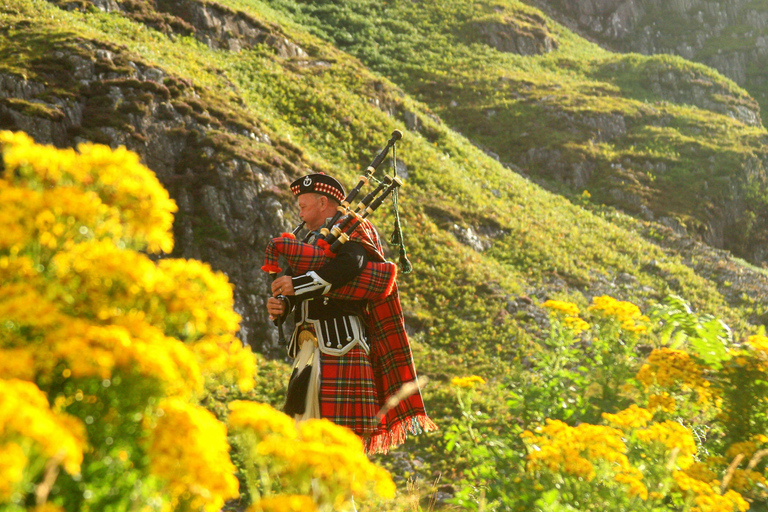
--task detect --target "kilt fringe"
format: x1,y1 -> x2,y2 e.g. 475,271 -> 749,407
366,414 -> 439,455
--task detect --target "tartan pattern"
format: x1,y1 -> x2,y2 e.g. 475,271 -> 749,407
319,346 -> 380,435
262,236 -> 327,274
343,219 -> 437,452
264,218 -> 437,452
262,235 -> 397,300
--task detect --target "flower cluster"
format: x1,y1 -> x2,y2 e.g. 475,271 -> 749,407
521,418 -> 646,498
673,471 -> 749,512
0,379 -> 86,499
228,401 -> 395,510
602,404 -> 653,429
0,130 -> 176,253
542,300 -> 580,317
522,404 -> 731,506
733,335 -> 768,374
450,375 -> 487,388
0,131 -> 256,511
647,391 -> 677,413
542,300 -> 590,334
148,399 -> 240,512
635,420 -> 698,470
588,295 -> 649,333
249,495 -> 318,512
636,348 -> 716,409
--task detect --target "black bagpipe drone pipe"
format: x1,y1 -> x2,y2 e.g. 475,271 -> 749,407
262,130 -> 404,337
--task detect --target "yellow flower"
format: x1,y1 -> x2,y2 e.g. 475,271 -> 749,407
521,419 -> 641,494
1,131 -> 176,254
726,468 -> 766,492
542,300 -> 580,317
28,504 -> 66,512
636,348 -> 716,409
647,392 -> 677,413
0,442 -> 27,500
0,132 -> 264,511
684,462 -> 718,484
148,399 -> 239,512
602,405 -> 653,429
451,375 -> 487,388
588,295 -> 649,332
726,441 -> 759,461
564,316 -> 590,334
636,421 -> 697,469
192,335 -> 256,392
228,401 -> 298,440
673,472 -> 749,512
232,403 -> 395,504
249,495 -> 318,512
0,379 -> 86,477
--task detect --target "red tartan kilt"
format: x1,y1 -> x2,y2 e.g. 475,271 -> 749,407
263,236 -> 397,300
319,346 -> 381,437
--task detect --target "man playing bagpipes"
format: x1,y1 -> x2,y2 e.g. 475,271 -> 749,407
265,171 -> 436,454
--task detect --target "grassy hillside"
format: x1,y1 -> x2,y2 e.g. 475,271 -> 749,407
262,0 -> 768,264
3,0 -> 768,507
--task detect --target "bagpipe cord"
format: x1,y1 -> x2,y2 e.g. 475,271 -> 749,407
389,143 -> 413,274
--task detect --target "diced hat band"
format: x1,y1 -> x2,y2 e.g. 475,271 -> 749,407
290,173 -> 345,203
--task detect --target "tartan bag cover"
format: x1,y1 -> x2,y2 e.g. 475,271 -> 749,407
262,220 -> 437,453
345,220 -> 438,453
262,235 -> 397,301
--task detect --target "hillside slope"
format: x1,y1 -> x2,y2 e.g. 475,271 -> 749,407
265,0 -> 768,266
4,0 -> 768,497
2,0 -> 768,359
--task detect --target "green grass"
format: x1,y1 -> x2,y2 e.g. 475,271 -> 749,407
252,0 -> 768,268
5,0 -> 768,507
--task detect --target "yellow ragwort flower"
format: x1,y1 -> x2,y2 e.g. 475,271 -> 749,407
635,421 -> 697,469
249,495 -> 318,512
588,295 -> 649,333
542,300 -> 580,317
0,379 -> 86,477
451,375 -> 487,388
148,399 -> 239,512
673,471 -> 749,512
521,419 -> 645,497
602,405 -> 653,429
647,392 -> 677,413
564,316 -> 591,334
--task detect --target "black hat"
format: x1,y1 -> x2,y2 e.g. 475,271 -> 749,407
290,173 -> 345,203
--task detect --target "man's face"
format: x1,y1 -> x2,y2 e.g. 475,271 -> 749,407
297,193 -> 328,230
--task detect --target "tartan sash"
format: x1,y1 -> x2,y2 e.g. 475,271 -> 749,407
262,233 -> 397,300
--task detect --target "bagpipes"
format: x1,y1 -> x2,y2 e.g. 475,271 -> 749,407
262,130 -> 408,340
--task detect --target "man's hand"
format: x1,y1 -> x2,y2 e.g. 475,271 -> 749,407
271,275 -> 295,296
267,296 -> 286,321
